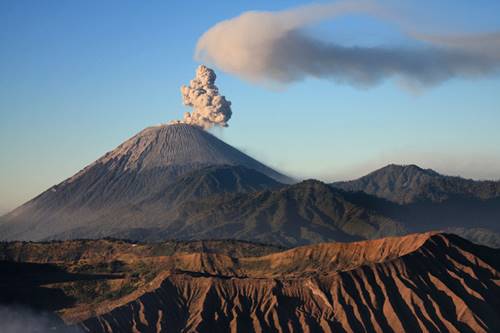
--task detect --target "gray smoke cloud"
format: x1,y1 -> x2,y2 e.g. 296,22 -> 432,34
195,2 -> 500,87
172,65 -> 232,129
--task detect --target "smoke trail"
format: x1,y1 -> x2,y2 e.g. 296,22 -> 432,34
195,2 -> 500,87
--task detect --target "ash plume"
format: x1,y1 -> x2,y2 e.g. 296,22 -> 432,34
172,65 -> 232,129
195,2 -> 500,88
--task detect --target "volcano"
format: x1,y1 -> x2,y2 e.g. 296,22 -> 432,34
0,124 -> 292,241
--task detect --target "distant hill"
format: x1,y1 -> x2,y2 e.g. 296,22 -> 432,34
331,164 -> 500,247
331,164 -> 500,204
38,178 -> 403,247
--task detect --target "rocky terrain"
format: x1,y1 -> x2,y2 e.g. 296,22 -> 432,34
0,233 -> 498,332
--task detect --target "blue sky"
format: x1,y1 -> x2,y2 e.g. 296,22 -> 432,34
1,0 -> 500,213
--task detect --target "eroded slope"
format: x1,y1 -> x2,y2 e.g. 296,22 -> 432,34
1,233 -> 498,332
77,233 -> 499,333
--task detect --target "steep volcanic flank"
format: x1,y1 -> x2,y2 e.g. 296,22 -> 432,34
1,233 -> 497,332
149,165 -> 284,204
0,124 -> 292,241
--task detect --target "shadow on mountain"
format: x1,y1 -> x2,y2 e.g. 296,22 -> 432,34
401,195 -> 500,231
340,189 -> 500,230
0,261 -> 122,311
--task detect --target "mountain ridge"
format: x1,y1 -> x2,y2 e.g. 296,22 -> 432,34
2,232 -> 497,332
2,131 -> 500,249
41,178 -> 404,247
78,232 -> 499,333
3,161 -> 499,248
331,163 -> 500,204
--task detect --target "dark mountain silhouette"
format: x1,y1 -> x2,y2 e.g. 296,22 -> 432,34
332,164 -> 500,247
1,233 -> 498,333
132,179 -> 404,246
32,179 -> 402,247
331,163 -> 500,204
